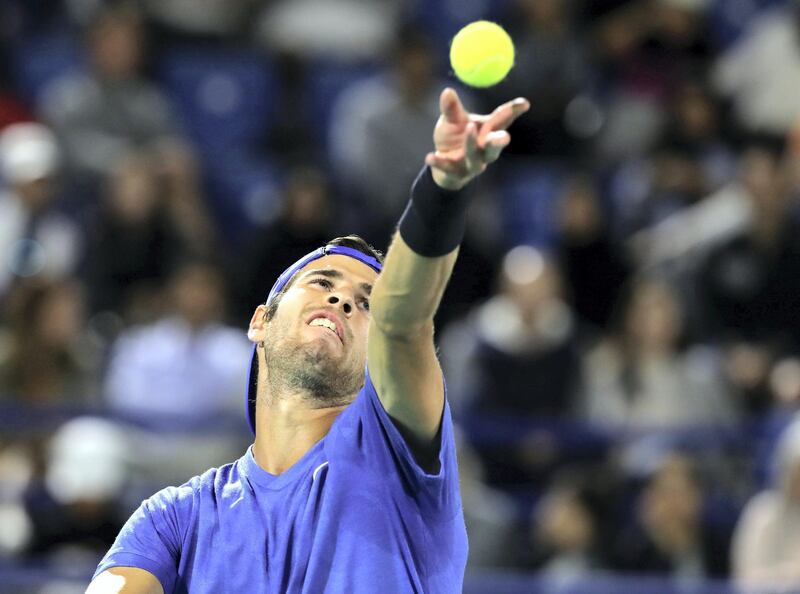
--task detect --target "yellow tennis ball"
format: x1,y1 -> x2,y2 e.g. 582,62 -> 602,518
449,21 -> 515,88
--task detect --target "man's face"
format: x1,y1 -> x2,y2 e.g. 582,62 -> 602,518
252,255 -> 378,407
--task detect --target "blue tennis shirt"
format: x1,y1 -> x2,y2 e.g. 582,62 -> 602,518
93,367 -> 468,593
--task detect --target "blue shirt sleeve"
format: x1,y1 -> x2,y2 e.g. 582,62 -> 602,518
93,485 -> 191,593
331,365 -> 462,520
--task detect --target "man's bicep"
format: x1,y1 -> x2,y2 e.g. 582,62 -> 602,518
367,320 -> 445,457
86,568 -> 164,594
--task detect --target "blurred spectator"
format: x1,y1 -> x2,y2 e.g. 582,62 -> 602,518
732,416 -> 800,590
0,278 -> 99,404
625,81 -> 733,230
631,147 -> 708,232
435,229 -> 499,333
580,276 -> 735,428
488,0 -> 590,158
42,1 -> 182,178
770,357 -> 800,413
156,142 -> 217,254
457,430 -> 520,569
713,3 -> 800,137
633,79 -> 736,236
659,80 -> 734,189
0,443 -> 35,557
440,246 -> 580,484
526,475 -> 604,579
555,173 -> 630,331
594,0 -> 713,162
613,452 -> 730,578
0,122 -> 80,299
104,260 -> 251,422
256,0 -> 399,60
236,166 -> 335,322
24,417 -> 130,559
140,0 -> 258,40
103,260 -> 251,484
723,342 -> 778,417
626,172 -> 750,272
446,246 -> 579,417
329,27 -> 443,234
628,114 -> 782,279
84,148 -> 215,321
720,341 -> 800,424
698,142 -> 800,350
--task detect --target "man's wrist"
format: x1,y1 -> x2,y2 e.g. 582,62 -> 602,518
397,165 -> 472,257
430,167 -> 471,191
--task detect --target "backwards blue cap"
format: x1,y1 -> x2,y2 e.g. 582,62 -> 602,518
245,245 -> 383,435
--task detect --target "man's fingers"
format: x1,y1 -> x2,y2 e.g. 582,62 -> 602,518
468,113 -> 489,124
484,131 -> 511,163
477,97 -> 530,146
486,130 -> 511,145
493,97 -> 530,130
440,87 -> 469,125
464,122 -> 480,172
429,93 -> 522,181
427,126 -> 508,176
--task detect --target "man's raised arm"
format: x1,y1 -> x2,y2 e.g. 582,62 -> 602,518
366,88 -> 529,463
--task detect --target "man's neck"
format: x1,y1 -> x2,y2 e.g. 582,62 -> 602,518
252,394 -> 347,476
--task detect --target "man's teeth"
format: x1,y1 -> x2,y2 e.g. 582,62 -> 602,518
310,318 -> 337,334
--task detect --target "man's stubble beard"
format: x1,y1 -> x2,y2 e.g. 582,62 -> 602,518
263,320 -> 364,408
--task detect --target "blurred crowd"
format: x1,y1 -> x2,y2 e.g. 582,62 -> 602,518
2,0 -> 800,591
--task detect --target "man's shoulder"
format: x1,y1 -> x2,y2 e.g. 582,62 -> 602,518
144,457 -> 244,515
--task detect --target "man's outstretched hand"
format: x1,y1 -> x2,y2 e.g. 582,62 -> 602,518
425,88 -> 530,191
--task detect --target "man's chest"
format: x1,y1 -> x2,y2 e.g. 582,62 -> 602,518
175,467 -> 417,593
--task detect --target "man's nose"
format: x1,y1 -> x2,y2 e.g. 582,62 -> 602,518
327,294 -> 353,315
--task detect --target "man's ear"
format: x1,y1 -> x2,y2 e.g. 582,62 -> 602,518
248,304 -> 269,343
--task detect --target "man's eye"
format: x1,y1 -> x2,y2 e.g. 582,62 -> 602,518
312,279 -> 332,288
360,299 -> 370,311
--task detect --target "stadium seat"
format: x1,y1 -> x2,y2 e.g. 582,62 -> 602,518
304,58 -> 381,157
498,161 -> 565,249
201,148 -> 282,236
157,46 -> 276,153
9,26 -> 84,105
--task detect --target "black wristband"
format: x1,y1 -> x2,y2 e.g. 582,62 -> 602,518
398,166 -> 472,257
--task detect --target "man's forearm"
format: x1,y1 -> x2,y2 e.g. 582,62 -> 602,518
370,233 -> 458,337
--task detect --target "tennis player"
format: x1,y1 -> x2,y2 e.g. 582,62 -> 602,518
87,87 -> 529,594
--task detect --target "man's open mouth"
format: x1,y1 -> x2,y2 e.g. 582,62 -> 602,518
306,312 -> 344,343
